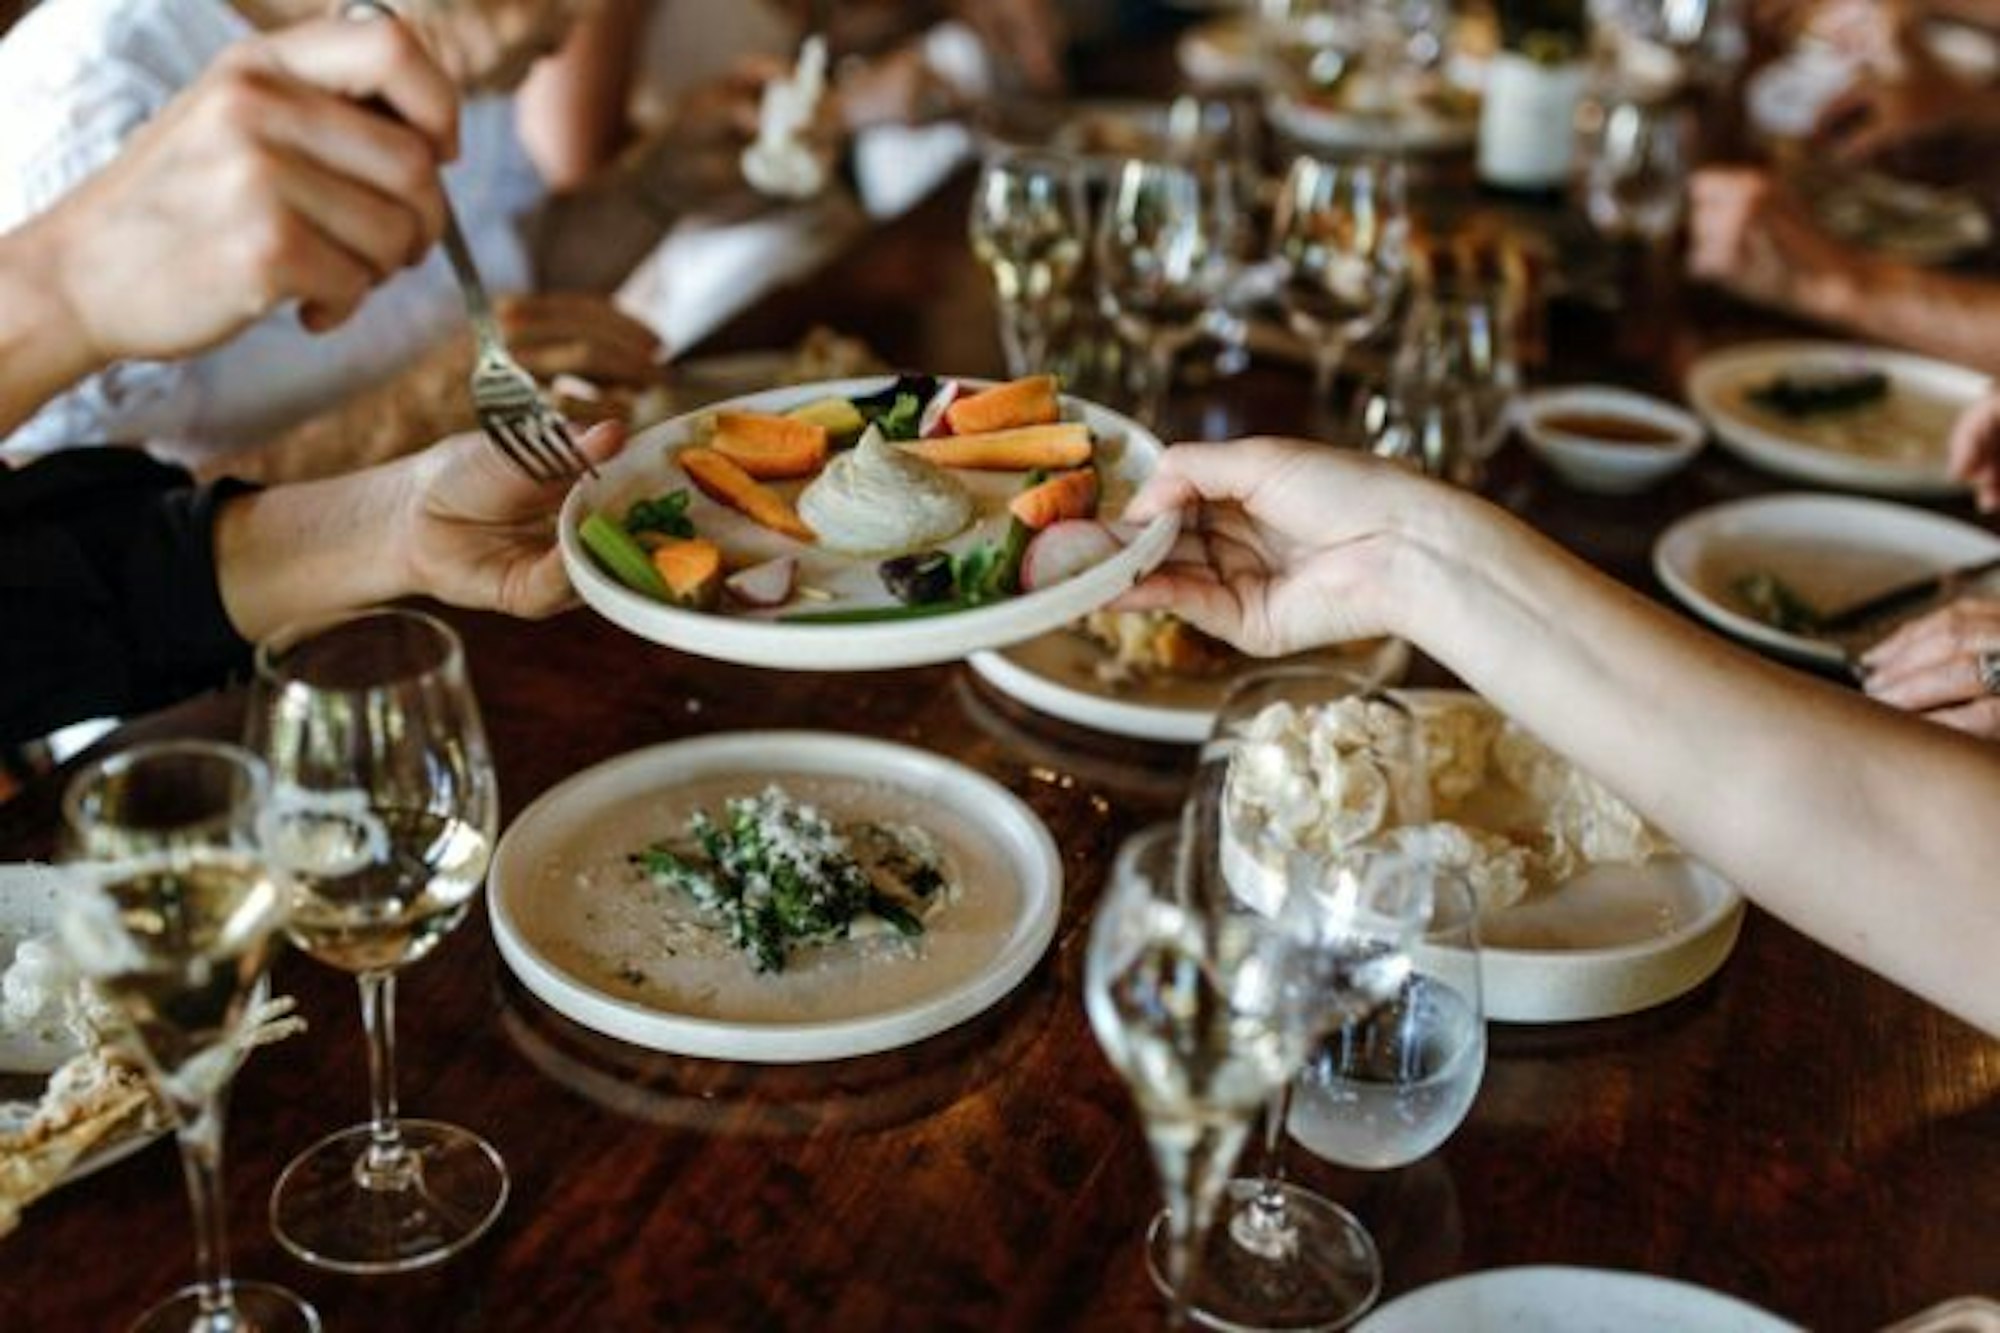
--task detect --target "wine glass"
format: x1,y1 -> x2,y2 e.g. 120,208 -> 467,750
1286,870 -> 1486,1172
1096,157 -> 1232,427
58,740 -> 319,1333
1270,155 -> 1409,416
969,149 -> 1088,377
247,608 -> 506,1273
1085,808 -> 1329,1329
1149,672 -> 1434,1332
1578,96 -> 1693,245
1393,285 -> 1519,462
1357,373 -> 1484,486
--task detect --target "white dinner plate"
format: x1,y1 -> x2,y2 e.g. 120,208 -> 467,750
1356,1267 -> 1802,1332
488,732 -> 1062,1063
0,864 -> 165,1184
968,634 -> 1411,744
560,377 -> 1178,671
1685,341 -> 1989,496
1652,493 -> 2000,668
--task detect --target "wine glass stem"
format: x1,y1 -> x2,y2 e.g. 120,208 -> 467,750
357,969 -> 415,1186
175,1090 -> 239,1328
1312,340 -> 1348,410
1142,341 -> 1176,428
1231,1084 -> 1300,1259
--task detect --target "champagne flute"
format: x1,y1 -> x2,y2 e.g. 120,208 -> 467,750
59,741 -> 318,1333
1288,871 -> 1486,1172
969,150 -> 1088,377
1270,155 -> 1409,414
248,608 -> 506,1273
1085,807 -> 1327,1329
1096,157 -> 1231,427
1151,673 -> 1434,1332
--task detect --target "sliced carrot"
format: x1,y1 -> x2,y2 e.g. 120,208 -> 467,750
679,448 -> 817,542
1009,468 -> 1100,529
709,426 -> 828,480
715,410 -> 828,454
649,538 -> 725,609
944,375 -> 1062,435
905,422 -> 1092,471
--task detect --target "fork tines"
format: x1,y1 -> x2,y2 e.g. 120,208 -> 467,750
474,376 -> 598,484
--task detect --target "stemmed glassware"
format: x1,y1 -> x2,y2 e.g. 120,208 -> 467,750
1151,669 -> 1435,1331
1578,96 -> 1693,246
1270,155 -> 1409,417
1096,157 -> 1232,427
247,608 -> 507,1273
1364,283 -> 1518,485
969,149 -> 1089,378
58,741 -> 318,1333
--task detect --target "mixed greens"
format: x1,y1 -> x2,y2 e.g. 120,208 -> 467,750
1748,368 -> 1890,419
1733,571 -> 1824,634
633,786 -> 947,973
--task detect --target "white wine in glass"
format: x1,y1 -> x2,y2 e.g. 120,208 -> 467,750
250,607 -> 506,1274
60,740 -> 318,1333
969,150 -> 1087,377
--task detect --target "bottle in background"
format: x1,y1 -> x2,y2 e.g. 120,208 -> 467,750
1478,0 -> 1591,198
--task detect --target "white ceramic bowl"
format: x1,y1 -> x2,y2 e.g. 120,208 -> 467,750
1519,386 -> 1706,495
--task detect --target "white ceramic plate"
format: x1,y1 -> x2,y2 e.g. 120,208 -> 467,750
968,634 -> 1411,744
560,377 -> 1178,671
488,733 -> 1062,1063
1357,1267 -> 1801,1332
0,864 -> 164,1183
1652,493 -> 2000,668
1686,341 -> 1989,496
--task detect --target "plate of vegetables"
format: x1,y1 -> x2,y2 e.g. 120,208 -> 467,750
486,731 -> 1062,1062
561,374 -> 1179,670
1686,341 -> 1989,497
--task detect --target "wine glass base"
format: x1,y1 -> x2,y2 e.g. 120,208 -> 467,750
270,1119 -> 508,1275
1145,1180 -> 1381,1333
128,1280 -> 320,1333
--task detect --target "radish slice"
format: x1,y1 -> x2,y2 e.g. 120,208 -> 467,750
918,380 -> 963,438
725,556 -> 799,608
1021,520 -> 1124,593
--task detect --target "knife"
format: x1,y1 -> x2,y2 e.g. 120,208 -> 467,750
1817,554 -> 2000,634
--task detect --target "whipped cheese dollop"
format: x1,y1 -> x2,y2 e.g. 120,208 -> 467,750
798,425 -> 973,555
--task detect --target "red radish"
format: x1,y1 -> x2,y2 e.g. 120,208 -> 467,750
724,556 -> 799,608
1020,521 -> 1124,592
918,380 -> 963,438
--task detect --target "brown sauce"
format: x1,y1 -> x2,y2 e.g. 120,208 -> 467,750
1539,411 -> 1681,446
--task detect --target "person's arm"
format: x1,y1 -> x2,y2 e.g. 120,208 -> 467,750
514,0 -> 652,190
1688,167 -> 2000,376
0,16 -> 457,438
1121,441 -> 2000,1035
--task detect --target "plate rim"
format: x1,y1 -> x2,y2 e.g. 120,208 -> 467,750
1650,491 -> 2000,668
1355,1264 -> 1803,1332
1685,339 -> 1989,495
559,376 -> 1179,671
487,731 -> 1064,1063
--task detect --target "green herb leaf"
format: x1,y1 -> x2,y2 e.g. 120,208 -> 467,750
626,489 -> 696,539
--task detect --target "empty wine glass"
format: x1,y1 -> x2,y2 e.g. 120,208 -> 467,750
1578,96 -> 1693,244
1287,870 -> 1486,1173
1150,674 -> 1434,1332
969,149 -> 1088,377
59,741 -> 318,1333
248,608 -> 506,1273
1096,157 -> 1232,426
1086,808 -> 1328,1329
1357,373 -> 1484,486
1270,155 -> 1409,416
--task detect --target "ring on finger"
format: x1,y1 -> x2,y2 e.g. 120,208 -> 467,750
1980,649 -> 2000,696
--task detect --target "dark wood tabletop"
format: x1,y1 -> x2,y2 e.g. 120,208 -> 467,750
5,99 -> 1999,1333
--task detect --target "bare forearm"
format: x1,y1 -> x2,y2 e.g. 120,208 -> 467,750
515,0 -> 651,190
211,466 -> 412,642
0,220 -> 101,438
1399,502 -> 2000,1034
1810,259 -> 2000,376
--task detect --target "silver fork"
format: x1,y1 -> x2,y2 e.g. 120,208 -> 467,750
437,211 -> 597,484
341,0 -> 592,483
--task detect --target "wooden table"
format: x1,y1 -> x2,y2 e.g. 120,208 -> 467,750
5,153 -> 1999,1333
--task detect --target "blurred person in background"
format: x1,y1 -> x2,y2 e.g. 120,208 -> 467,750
0,14 -> 628,746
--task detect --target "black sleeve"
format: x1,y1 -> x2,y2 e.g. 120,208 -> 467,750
0,448 -> 255,746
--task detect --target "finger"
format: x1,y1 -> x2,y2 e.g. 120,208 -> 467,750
1862,601 -> 2000,668
250,84 -> 448,254
265,219 -> 381,333
1864,652 -> 1991,711
267,148 -> 427,280
248,16 -> 459,160
1112,568 -> 1264,652
1946,395 -> 2000,480
507,547 -> 582,620
1924,697 -> 2000,741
